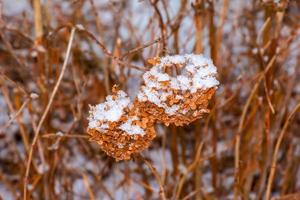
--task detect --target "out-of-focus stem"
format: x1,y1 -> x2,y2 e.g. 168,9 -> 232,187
171,125 -> 179,177
193,0 -> 204,54
265,101 -> 300,200
208,1 -> 216,62
88,0 -> 110,94
33,0 -> 43,41
234,56 -> 276,200
151,0 -> 167,55
215,0 -> 228,66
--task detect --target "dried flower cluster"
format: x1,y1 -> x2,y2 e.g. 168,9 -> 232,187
137,54 -> 219,126
87,54 -> 219,160
87,87 -> 155,160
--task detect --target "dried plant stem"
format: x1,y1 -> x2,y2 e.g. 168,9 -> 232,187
121,36 -> 163,58
208,1 -> 216,62
88,0 -> 105,44
150,0 -> 167,55
215,0 -> 228,66
264,78 -> 275,114
171,126 -> 179,176
0,86 -> 30,152
23,27 -> 76,200
193,0 -> 204,54
175,142 -> 203,199
234,56 -> 276,199
161,129 -> 167,185
265,101 -> 300,200
88,0 -> 110,94
0,98 -> 30,133
33,0 -> 43,41
49,24 -> 146,71
81,171 -> 96,200
257,17 -> 271,45
0,31 -> 27,69
42,133 -> 88,139
137,155 -> 167,200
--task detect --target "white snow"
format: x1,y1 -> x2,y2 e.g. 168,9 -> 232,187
192,75 -> 220,92
252,48 -> 258,54
30,93 -> 39,99
56,131 -> 64,137
177,75 -> 191,90
170,79 -> 180,90
0,184 -> 15,200
88,90 -> 130,131
165,105 -> 180,115
161,55 -> 186,65
88,90 -> 145,136
119,117 -> 145,136
37,163 -> 50,174
73,179 -> 88,200
156,72 -> 170,82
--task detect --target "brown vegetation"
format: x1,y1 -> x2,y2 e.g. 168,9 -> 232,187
0,0 -> 299,200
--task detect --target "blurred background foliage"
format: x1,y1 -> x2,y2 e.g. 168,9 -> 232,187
0,0 -> 300,199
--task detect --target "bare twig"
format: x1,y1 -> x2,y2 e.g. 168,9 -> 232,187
81,171 -> 96,200
121,36 -> 163,58
150,0 -> 167,55
42,133 -> 88,139
0,98 -> 30,133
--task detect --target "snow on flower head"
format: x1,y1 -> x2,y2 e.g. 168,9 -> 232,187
87,54 -> 220,159
137,54 -> 219,118
87,87 -> 156,160
88,89 -> 130,132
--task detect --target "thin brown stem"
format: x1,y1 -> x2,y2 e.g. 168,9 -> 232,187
234,56 -> 276,199
33,0 -> 43,41
265,101 -> 300,200
136,154 -> 167,200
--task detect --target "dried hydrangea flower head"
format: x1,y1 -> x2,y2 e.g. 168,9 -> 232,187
87,86 -> 155,161
136,54 -> 219,126
87,55 -> 219,160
